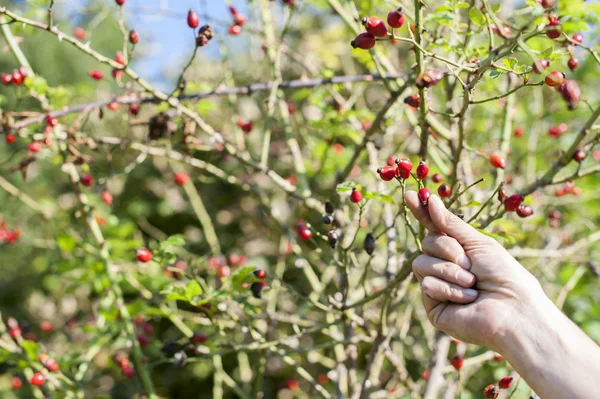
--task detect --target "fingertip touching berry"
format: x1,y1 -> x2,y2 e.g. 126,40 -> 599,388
418,188 -> 432,207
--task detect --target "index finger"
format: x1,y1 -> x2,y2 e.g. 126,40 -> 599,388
405,190 -> 440,234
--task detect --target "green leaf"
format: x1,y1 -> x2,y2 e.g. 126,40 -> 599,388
57,235 -> 77,253
21,340 -> 39,362
455,2 -> 470,8
185,280 -> 203,300
364,191 -> 394,204
336,182 -> 362,192
489,70 -> 504,79
469,8 -> 486,27
541,46 -> 554,59
435,5 -> 452,12
501,57 -> 518,70
230,265 -> 257,291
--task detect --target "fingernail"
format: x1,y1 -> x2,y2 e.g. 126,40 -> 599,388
464,288 -> 478,299
457,269 -> 475,286
457,253 -> 471,269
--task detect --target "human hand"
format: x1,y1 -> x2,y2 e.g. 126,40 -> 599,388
405,191 -> 545,352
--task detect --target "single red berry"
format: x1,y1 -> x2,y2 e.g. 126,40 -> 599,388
387,8 -> 406,28
122,367 -> 135,378
484,384 -> 500,399
29,372 -> 45,386
416,69 -> 444,88
545,71 -> 565,87
11,376 -> 22,390
115,0 -> 125,5
192,332 -> 207,344
395,157 -> 413,179
421,369 -> 430,380
286,379 -> 299,391
362,16 -> 388,37
546,25 -> 562,39
102,191 -> 113,206
540,0 -> 555,9
253,269 -> 267,279
504,194 -> 524,212
18,67 -> 27,78
431,173 -> 443,183
187,9 -> 200,29
1,73 -> 12,85
418,188 -> 432,207
46,116 -> 58,127
129,30 -> 139,44
573,149 -> 586,162
217,265 -> 231,278
174,172 -> 190,186
450,354 -> 464,370
350,188 -> 363,203
42,357 -> 59,372
137,335 -> 150,347
28,142 -> 41,153
416,161 -> 429,180
499,376 -> 513,389
142,323 -> 153,336
74,27 -> 86,40
5,134 -> 16,144
438,184 -> 451,198
572,32 -> 584,44
287,103 -> 296,115
112,68 -> 123,79
493,353 -> 503,362
403,94 -> 420,108
568,58 -> 579,71
386,155 -> 396,166
549,123 -> 568,136
351,32 -> 376,50
297,224 -> 312,241
89,70 -> 103,80
40,321 -> 53,333
557,79 -> 581,110
229,24 -> 242,35
107,102 -> 120,111
9,327 -> 21,339
80,173 -> 93,187
490,154 -> 506,169
129,104 -> 140,115
514,126 -> 524,137
532,59 -> 550,74
136,248 -> 153,263
11,70 -> 23,85
228,253 -> 247,266
233,12 -> 246,26
237,120 -> 253,133
516,205 -> 533,218
377,165 -> 396,181
115,51 -> 126,65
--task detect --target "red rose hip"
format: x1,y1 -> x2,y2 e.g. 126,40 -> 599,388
387,8 -> 406,28
351,32 -> 376,50
418,188 -> 432,207
377,166 -> 396,181
350,188 -> 363,203
361,17 -> 388,37
499,376 -> 513,389
490,154 -> 506,169
187,10 -> 200,28
438,184 -> 451,198
504,194 -> 524,212
136,248 -> 153,263
395,157 -> 413,179
450,354 -> 463,370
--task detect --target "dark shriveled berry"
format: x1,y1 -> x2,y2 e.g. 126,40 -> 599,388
325,200 -> 334,214
364,233 -> 375,255
328,230 -> 339,249
322,214 -> 333,224
416,69 -> 443,88
250,282 -> 262,299
404,94 -> 420,108
484,384 -> 499,399
557,79 -> 581,110
173,350 -> 188,368
573,149 -> 586,163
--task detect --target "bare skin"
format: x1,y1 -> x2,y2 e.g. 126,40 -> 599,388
405,191 -> 600,399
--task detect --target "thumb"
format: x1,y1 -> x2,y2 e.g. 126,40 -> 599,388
427,195 -> 484,245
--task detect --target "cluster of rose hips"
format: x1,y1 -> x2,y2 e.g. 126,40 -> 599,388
0,220 -> 20,244
377,157 -> 447,204
1,66 -> 28,86
227,6 -> 247,36
112,351 -> 136,379
548,209 -> 562,228
208,253 -> 248,279
186,9 -> 215,47
555,180 -> 581,197
350,8 -> 406,50
483,376 -> 514,398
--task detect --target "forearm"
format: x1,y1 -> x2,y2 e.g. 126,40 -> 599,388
500,293 -> 600,399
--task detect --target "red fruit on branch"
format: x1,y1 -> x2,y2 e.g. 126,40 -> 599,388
499,376 -> 513,389
362,16 -> 388,37
192,332 -> 207,344
40,321 -> 53,333
350,188 -> 363,203
5,134 -> 16,144
549,123 -> 568,136
89,70 -> 103,80
490,24 -> 512,38
377,165 -> 396,181
74,27 -> 85,40
217,265 -> 231,278
115,51 -> 125,65
9,327 -> 21,339
404,93 -> 420,108
80,174 -> 93,187
122,367 -> 136,378
112,68 -> 123,79
296,224 -> 312,240
187,10 -> 200,29
286,379 -> 299,391
568,58 -> 579,71
115,0 -> 125,5
416,69 -> 444,88
351,32 -> 376,50
438,184 -> 451,198
514,126 -> 524,137
572,32 -> 583,44
532,59 -> 550,74
237,119 -> 253,133
516,205 -> 533,218
137,335 -> 150,347
431,173 -> 443,183
129,104 -> 139,115
29,372 -> 45,386
129,30 -> 139,44
253,269 -> 267,279
490,154 -> 506,169
102,191 -> 113,206
107,102 -> 120,111
387,8 -> 406,28
418,188 -> 432,207
573,149 -> 586,163
11,70 -> 23,85
234,13 -> 246,27
546,25 -> 562,39
28,142 -> 41,153
174,172 -> 190,186
484,384 -> 500,399
1,73 -> 12,85
46,116 -> 58,127
416,161 -> 429,180
395,157 -> 413,179
386,155 -> 397,166
450,354 -> 464,370
11,376 -> 22,390
545,71 -> 565,87
557,79 -> 581,110
136,248 -> 153,263
42,357 -> 59,372
504,194 -> 524,212
540,0 -> 555,8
